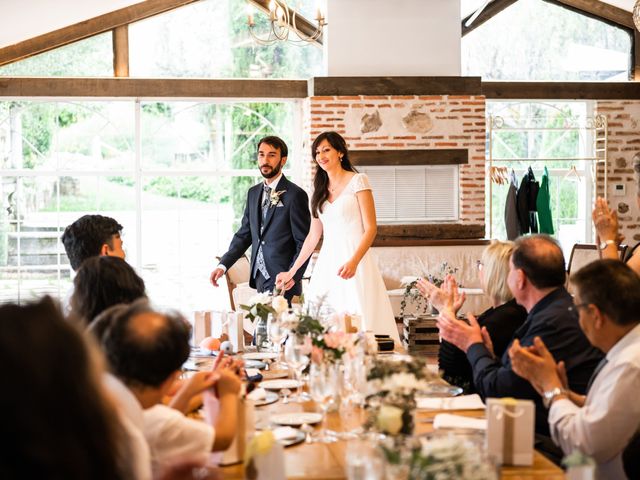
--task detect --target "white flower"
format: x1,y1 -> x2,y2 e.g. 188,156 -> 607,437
380,373 -> 430,394
272,295 -> 288,314
249,292 -> 271,306
376,405 -> 404,435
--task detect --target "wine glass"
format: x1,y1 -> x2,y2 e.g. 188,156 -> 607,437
284,334 -> 311,402
309,362 -> 338,443
268,314 -> 286,370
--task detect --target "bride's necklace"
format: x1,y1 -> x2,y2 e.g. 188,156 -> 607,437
328,174 -> 348,193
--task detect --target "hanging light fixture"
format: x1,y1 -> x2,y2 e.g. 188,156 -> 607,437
247,0 -> 326,46
634,1 -> 640,32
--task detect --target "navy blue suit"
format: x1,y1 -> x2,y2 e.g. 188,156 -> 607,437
219,175 -> 311,298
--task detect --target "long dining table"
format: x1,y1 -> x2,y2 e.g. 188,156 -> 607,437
218,394 -> 564,480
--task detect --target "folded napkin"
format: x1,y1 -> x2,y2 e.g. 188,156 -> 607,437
246,368 -> 260,378
417,394 -> 485,411
433,413 -> 487,431
272,426 -> 300,441
247,387 -> 267,401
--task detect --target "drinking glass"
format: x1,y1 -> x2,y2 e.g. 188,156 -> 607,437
309,363 -> 339,443
284,334 -> 310,402
268,314 -> 286,370
346,437 -> 384,480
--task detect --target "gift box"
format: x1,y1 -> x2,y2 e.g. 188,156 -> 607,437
245,431 -> 286,480
229,311 -> 245,354
216,395 -> 256,466
486,397 -> 535,466
193,310 -> 212,345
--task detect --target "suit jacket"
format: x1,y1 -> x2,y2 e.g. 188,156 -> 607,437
536,166 -> 554,234
516,167 -> 540,235
219,175 -> 311,296
466,287 -> 604,436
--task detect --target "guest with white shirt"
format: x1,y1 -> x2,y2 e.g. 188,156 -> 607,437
97,300 -> 242,474
510,259 -> 640,479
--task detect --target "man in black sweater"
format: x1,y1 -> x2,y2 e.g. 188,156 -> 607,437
437,234 -> 603,436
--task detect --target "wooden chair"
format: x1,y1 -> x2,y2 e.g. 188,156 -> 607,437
567,243 -> 628,275
216,255 -> 252,310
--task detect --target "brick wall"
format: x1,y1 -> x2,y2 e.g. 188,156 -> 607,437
301,95 -> 486,227
596,101 -> 640,244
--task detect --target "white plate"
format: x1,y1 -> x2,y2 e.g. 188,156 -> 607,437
252,391 -> 280,407
243,352 -> 278,361
271,412 -> 323,426
260,379 -> 302,390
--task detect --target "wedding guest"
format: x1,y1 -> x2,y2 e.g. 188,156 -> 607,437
0,296 -> 137,480
62,214 -> 126,271
510,260 -> 640,479
98,300 -> 242,474
436,234 -> 603,436
69,256 -> 146,328
417,240 -> 527,392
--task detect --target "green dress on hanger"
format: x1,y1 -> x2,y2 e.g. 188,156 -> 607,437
537,166 -> 554,234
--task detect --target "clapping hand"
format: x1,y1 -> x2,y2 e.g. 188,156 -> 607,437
509,336 -> 562,395
417,274 -> 466,314
592,197 -> 623,244
436,309 -> 484,353
275,271 -> 296,291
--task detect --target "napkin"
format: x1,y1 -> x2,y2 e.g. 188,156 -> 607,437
272,426 -> 300,441
417,394 -> 485,411
246,368 -> 260,378
247,387 -> 267,401
433,413 -> 487,431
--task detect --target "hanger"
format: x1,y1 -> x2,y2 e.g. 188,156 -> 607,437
562,164 -> 580,181
490,166 -> 508,185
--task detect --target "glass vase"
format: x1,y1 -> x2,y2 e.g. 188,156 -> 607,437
254,315 -> 270,352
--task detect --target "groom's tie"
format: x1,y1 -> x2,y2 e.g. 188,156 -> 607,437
253,184 -> 271,282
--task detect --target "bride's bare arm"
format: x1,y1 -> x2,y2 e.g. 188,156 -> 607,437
337,189 -> 377,279
275,217 -> 323,288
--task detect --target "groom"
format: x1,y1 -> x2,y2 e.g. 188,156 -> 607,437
210,136 -> 311,301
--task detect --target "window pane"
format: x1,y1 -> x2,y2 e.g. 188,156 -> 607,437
462,0 -> 631,81
129,0 -> 323,79
0,33 -> 113,77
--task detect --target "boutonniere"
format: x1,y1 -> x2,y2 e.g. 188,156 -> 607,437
269,189 -> 286,207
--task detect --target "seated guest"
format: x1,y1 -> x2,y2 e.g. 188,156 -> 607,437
510,260 -> 640,479
98,300 -> 241,473
61,214 -> 126,271
69,256 -> 146,328
417,240 -> 527,392
0,297 -> 137,479
436,234 -> 603,435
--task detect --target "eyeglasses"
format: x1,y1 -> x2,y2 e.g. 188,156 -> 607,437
476,260 -> 484,271
568,303 -> 589,313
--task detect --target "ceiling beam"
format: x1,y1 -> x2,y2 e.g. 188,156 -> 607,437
461,0 -> 519,37
483,81 -> 640,100
542,0 -> 634,29
0,0 -> 200,67
248,0 -> 323,46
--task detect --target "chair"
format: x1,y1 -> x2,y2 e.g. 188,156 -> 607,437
216,255 -> 255,310
567,243 -> 628,275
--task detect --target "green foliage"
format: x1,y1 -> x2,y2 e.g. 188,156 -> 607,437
142,102 -> 172,117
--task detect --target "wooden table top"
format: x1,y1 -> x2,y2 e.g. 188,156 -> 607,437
219,399 -> 564,480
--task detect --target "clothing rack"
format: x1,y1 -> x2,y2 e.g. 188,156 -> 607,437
487,114 -> 608,238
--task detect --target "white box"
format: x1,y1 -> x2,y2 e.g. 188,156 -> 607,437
486,398 -> 535,466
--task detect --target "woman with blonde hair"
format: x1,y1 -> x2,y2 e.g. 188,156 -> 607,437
417,240 -> 527,392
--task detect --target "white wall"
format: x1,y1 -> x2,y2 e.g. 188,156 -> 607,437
324,0 -> 461,76
0,0 -> 143,48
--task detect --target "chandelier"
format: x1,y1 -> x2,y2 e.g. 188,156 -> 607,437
247,0 -> 326,46
635,1 -> 640,32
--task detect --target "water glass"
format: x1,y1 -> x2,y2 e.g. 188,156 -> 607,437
309,363 -> 338,443
284,335 -> 310,402
268,314 -> 286,369
346,438 -> 384,480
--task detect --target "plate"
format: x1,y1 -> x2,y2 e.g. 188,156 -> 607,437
244,359 -> 268,370
252,390 -> 280,407
276,429 -> 305,448
243,352 -> 278,361
418,384 -> 463,398
260,379 -> 302,390
270,412 -> 323,426
261,369 -> 289,380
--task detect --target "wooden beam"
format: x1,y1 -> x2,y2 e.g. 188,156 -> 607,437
0,0 -> 200,67
248,0 -> 323,46
309,77 -> 483,96
482,81 -> 640,100
0,78 -> 309,98
374,224 -> 486,244
112,26 -> 129,78
351,149 -> 468,167
634,29 -> 640,81
542,0 -> 634,29
462,0 -> 519,37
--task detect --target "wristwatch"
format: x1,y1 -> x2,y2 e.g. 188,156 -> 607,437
598,239 -> 616,251
542,387 -> 568,408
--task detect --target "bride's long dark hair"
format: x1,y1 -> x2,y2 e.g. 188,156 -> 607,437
310,131 -> 357,218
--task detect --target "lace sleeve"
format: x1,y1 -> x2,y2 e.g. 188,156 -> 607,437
352,173 -> 372,193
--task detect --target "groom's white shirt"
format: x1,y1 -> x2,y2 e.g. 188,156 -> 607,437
216,173 -> 284,273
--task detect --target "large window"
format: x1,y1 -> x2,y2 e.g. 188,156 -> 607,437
0,99 -> 301,311
462,0 -> 632,81
486,101 -> 597,255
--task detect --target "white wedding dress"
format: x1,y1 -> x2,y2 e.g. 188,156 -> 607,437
306,173 -> 401,345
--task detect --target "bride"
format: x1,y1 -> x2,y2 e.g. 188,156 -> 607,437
275,131 -> 400,344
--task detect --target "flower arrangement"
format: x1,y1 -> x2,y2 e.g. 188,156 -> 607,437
269,189 -> 286,207
399,261 -> 460,318
379,435 -> 497,480
240,292 -> 288,323
365,356 -> 437,436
